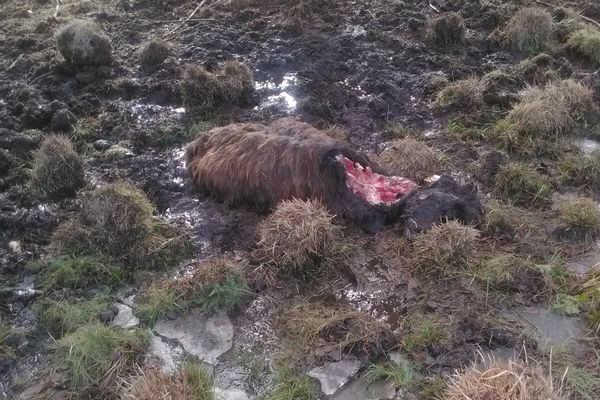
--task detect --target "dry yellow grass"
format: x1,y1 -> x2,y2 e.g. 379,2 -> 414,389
442,355 -> 566,400
411,221 -> 480,275
507,79 -> 596,137
377,138 -> 439,182
434,77 -> 483,111
502,7 -> 555,53
257,198 -> 340,270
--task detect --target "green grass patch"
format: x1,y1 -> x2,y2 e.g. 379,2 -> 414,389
135,257 -> 251,325
264,370 -> 317,400
365,361 -> 414,389
38,255 -> 124,291
54,323 -> 149,394
402,316 -> 452,352
557,151 -> 600,191
182,361 -> 214,399
34,297 -> 111,337
568,27 -> 600,65
550,293 -> 581,316
493,162 -> 552,207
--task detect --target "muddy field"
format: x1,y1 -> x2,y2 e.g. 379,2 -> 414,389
2,0 -> 600,399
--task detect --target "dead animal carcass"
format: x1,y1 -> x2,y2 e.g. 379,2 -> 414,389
185,118 -> 481,232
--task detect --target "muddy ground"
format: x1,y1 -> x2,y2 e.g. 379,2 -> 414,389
2,0 -> 600,399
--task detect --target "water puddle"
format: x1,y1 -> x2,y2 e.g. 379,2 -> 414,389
337,287 -> 405,331
254,73 -> 298,113
130,101 -> 186,122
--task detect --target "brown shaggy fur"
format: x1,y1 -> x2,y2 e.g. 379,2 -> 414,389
186,118 -> 401,231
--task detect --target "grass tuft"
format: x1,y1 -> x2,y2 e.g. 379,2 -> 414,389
502,7 -> 555,53
54,323 -> 148,394
434,77 -> 482,111
264,372 -> 317,400
180,61 -> 254,114
135,257 -> 250,325
55,19 -> 112,67
30,135 -> 85,198
426,12 -> 466,45
401,316 -> 452,352
38,255 -> 124,291
558,195 -> 600,238
557,150 -> 600,191
257,199 -> 341,272
34,297 -> 111,337
568,26 -> 600,65
411,221 -> 480,275
493,162 -> 552,207
442,355 -> 566,400
138,38 -> 171,67
51,182 -> 192,272
364,361 -> 413,389
377,138 -> 439,182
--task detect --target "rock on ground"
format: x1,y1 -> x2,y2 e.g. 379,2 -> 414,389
154,311 -> 233,364
308,358 -> 362,396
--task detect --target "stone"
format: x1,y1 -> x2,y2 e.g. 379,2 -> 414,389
147,334 -> 182,374
104,144 -> 134,159
110,303 -> 139,328
93,139 -> 112,151
214,387 -> 249,400
154,311 -> 233,364
308,359 -> 362,396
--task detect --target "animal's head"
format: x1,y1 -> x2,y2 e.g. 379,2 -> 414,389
401,175 -> 482,236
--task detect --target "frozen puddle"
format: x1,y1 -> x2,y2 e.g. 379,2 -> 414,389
574,138 -> 600,155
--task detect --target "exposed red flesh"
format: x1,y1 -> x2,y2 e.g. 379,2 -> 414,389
338,155 -> 417,206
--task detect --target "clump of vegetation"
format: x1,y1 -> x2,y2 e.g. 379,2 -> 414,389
483,200 -> 522,238
55,19 -> 113,66
54,324 -> 148,394
506,80 -> 596,137
265,371 -> 317,400
278,299 -> 392,362
121,362 -> 213,400
38,255 -> 123,291
135,257 -> 250,325
560,364 -> 600,400
578,269 -> 600,329
446,119 -> 484,141
434,77 -> 482,111
180,61 -> 254,114
377,138 -> 439,182
71,117 -> 99,144
257,199 -> 340,271
401,315 -> 452,352
475,254 -> 543,293
558,195 -> 600,238
138,38 -> 171,66
35,297 -> 111,337
442,356 -> 566,400
426,12 -> 466,45
411,221 -> 480,275
550,293 -> 581,316
557,150 -> 600,191
383,122 -> 418,139
365,361 -> 414,389
493,162 -> 552,206
183,257 -> 250,312
30,135 -> 85,198
51,182 -> 191,271
0,321 -> 20,361
568,26 -> 600,65
502,7 -> 555,53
